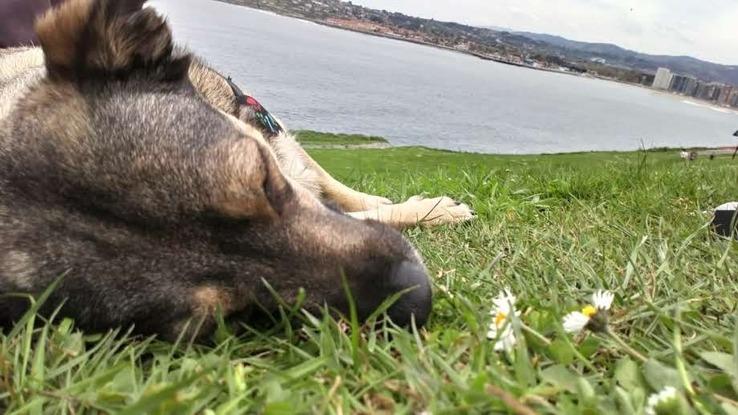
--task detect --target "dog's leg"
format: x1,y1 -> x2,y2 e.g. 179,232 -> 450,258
348,196 -> 474,229
289,142 -> 474,226
285,138 -> 475,227
272,132 -> 393,211
319,168 -> 394,212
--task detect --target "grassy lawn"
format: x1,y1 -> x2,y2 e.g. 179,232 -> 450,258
2,134 -> 738,414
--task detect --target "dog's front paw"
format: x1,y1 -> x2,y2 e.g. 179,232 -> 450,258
402,196 -> 474,227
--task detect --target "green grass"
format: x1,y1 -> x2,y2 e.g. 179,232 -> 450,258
295,130 -> 388,146
2,133 -> 738,414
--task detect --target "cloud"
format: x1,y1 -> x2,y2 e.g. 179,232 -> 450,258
351,0 -> 737,65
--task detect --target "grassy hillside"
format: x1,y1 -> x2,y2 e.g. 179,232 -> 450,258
295,130 -> 388,146
2,134 -> 738,414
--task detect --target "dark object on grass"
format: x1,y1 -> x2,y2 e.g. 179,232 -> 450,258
712,202 -> 738,238
733,130 -> 738,159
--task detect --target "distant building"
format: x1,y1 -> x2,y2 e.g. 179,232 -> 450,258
669,74 -> 691,94
669,74 -> 684,92
718,85 -> 734,106
695,83 -> 709,100
695,82 -> 724,102
713,84 -> 727,102
650,66 -> 738,106
729,90 -> 738,108
683,77 -> 700,97
639,74 -> 655,86
652,67 -> 673,90
668,74 -> 699,96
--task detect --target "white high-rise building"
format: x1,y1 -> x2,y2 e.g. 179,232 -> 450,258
652,67 -> 673,90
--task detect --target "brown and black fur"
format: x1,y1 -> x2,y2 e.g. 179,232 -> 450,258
0,0 -> 431,340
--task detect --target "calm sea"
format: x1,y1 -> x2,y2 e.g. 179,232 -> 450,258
152,0 -> 738,154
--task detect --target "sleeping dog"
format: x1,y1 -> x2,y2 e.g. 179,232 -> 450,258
0,0 -> 470,339
186,57 -> 474,229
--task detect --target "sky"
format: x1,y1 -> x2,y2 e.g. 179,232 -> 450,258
351,0 -> 738,65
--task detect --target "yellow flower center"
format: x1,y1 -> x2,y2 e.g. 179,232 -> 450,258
495,311 -> 507,327
582,305 -> 597,318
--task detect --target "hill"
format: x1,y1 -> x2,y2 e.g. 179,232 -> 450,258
218,0 -> 737,85
515,32 -> 738,84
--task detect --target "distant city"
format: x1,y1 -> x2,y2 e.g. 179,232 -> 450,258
652,68 -> 738,108
217,0 -> 738,110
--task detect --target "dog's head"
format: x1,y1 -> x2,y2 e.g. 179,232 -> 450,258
0,0 -> 431,337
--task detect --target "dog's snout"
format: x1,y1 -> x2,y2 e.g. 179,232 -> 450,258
383,260 -> 432,328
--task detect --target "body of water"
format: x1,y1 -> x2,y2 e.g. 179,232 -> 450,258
153,0 -> 738,154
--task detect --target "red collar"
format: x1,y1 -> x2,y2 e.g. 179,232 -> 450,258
226,76 -> 284,138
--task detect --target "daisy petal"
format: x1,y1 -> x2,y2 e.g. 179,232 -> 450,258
563,311 -> 590,333
492,288 -> 517,315
487,288 -> 519,352
496,330 -> 516,352
487,322 -> 516,352
592,290 -> 614,310
645,386 -> 678,415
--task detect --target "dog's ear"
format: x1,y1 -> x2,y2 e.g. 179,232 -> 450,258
35,0 -> 190,81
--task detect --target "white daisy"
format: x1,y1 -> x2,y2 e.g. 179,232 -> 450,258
562,310 -> 592,334
645,386 -> 678,415
487,289 -> 519,352
492,288 -> 517,314
591,290 -> 614,310
562,290 -> 614,334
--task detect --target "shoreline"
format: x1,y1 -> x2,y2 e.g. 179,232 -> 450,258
216,1 -> 586,79
370,145 -> 738,156
625,82 -> 738,115
215,0 -> 738,115
301,142 -> 392,150
312,21 -> 738,115
299,133 -> 737,157
315,143 -> 738,157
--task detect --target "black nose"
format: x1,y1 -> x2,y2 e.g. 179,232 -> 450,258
383,260 -> 432,328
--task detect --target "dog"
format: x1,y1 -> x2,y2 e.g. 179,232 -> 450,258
1,7 -> 475,232
186,59 -> 475,229
0,0 -> 477,340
